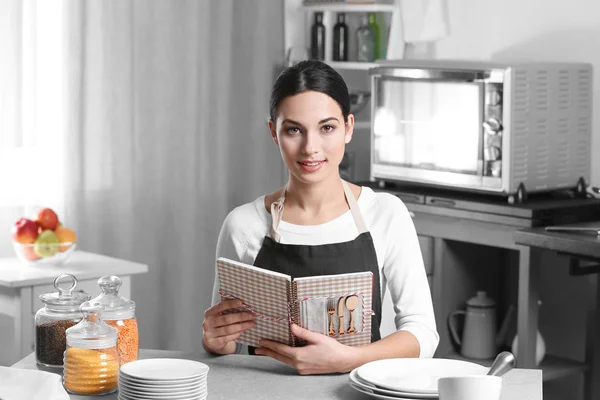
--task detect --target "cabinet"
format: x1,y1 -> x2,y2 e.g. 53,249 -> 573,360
0,251 -> 148,366
515,224 -> 600,400
369,182 -> 600,400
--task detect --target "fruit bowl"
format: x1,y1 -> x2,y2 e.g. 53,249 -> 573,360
11,208 -> 78,266
13,241 -> 77,266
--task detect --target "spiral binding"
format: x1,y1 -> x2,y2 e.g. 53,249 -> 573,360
290,281 -> 300,346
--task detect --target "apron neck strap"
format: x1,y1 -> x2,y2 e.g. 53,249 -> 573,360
341,180 -> 368,235
269,181 -> 368,242
269,187 -> 287,242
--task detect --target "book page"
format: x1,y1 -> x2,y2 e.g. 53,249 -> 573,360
216,258 -> 292,347
295,271 -> 373,347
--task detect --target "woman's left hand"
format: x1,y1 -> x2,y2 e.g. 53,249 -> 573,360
254,324 -> 360,375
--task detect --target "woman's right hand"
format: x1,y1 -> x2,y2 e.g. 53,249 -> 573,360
202,299 -> 256,355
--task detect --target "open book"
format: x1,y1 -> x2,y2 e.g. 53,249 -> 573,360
217,257 -> 374,347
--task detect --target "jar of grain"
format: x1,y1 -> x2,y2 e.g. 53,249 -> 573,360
63,301 -> 119,395
91,275 -> 138,365
34,274 -> 90,368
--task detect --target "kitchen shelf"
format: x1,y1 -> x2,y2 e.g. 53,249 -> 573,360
328,61 -> 379,70
446,351 -> 589,382
300,3 -> 395,13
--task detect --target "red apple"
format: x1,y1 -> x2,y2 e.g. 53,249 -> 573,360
23,245 -> 40,261
35,208 -> 59,231
12,218 -> 39,244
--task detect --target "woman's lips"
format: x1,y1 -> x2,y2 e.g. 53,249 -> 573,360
298,160 -> 325,172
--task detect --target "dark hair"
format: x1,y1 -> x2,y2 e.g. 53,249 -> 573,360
269,60 -> 351,123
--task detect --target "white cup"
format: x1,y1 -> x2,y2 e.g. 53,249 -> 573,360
438,375 -> 502,400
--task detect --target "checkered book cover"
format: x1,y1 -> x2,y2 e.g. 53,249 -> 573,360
295,272 -> 373,347
217,258 -> 374,348
217,258 -> 293,347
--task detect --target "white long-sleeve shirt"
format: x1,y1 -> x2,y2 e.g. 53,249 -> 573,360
211,186 -> 439,358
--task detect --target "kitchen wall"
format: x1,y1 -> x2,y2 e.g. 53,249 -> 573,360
434,1 -> 600,399
437,0 -> 600,184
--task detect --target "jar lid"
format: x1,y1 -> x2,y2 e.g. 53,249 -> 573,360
466,291 -> 496,308
90,276 -> 136,319
39,274 -> 90,309
66,302 -> 118,349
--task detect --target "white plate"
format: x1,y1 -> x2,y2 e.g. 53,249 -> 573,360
118,396 -> 206,400
119,377 -> 206,393
350,382 -> 420,400
349,369 -> 437,399
118,391 -> 206,400
119,385 -> 206,399
119,373 -> 205,387
357,358 -> 488,394
120,358 -> 209,381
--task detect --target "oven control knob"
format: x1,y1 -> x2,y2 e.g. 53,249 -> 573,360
483,118 -> 502,134
486,91 -> 502,106
484,146 -> 502,161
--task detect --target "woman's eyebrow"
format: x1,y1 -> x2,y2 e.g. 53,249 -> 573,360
281,119 -> 303,126
281,117 -> 340,126
318,117 -> 339,124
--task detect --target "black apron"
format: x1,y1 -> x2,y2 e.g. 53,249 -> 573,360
250,180 -> 382,354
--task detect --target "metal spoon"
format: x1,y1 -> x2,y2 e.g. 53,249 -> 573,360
487,351 -> 516,377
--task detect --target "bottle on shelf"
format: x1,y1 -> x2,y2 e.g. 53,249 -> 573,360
333,13 -> 348,62
310,12 -> 325,61
356,14 -> 375,62
368,13 -> 382,60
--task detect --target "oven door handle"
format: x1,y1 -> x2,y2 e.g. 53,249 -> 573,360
370,67 -> 488,82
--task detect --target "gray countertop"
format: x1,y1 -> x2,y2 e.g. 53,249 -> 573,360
11,349 -> 542,400
515,221 -> 600,259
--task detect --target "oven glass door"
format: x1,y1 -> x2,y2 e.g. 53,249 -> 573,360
372,77 -> 484,176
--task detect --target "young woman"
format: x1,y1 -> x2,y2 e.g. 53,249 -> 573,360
203,60 -> 439,375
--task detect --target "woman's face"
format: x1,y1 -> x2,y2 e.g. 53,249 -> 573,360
269,90 -> 354,185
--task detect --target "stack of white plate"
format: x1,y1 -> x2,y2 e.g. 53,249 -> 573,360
349,358 -> 488,399
118,358 -> 209,400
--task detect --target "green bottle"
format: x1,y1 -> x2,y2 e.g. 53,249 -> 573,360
368,13 -> 381,60
356,14 -> 375,62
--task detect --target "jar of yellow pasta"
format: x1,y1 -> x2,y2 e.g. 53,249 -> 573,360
63,301 -> 119,395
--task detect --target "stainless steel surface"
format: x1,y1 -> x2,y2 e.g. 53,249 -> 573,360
487,351 -> 517,377
372,164 -> 504,192
10,349 -> 543,400
370,67 -> 491,82
545,226 -> 600,235
369,61 -> 593,197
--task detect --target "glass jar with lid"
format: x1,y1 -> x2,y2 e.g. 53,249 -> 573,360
34,273 -> 90,367
63,301 -> 119,395
91,275 -> 138,364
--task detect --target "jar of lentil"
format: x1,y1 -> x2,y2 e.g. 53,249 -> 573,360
91,275 -> 138,365
63,301 -> 119,395
34,273 -> 90,368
